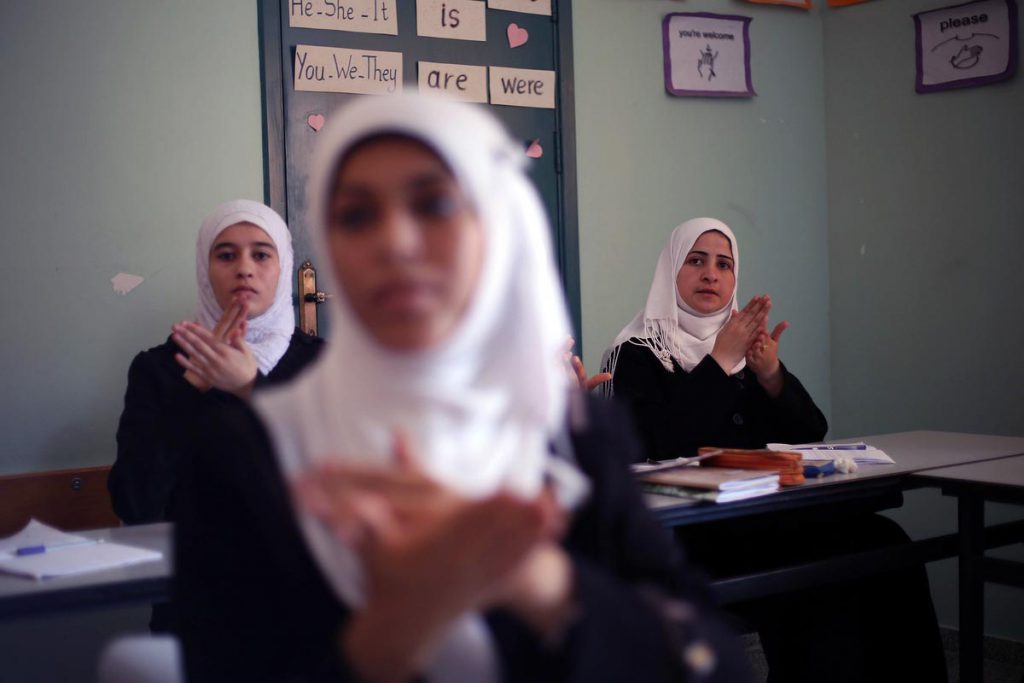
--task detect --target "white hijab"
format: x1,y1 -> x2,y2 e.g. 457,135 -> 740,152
254,94 -> 585,682
195,200 -> 295,374
606,218 -> 742,378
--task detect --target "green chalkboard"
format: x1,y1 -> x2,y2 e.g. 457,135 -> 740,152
257,0 -> 581,341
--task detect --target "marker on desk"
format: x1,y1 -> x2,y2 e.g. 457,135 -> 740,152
15,545 -> 46,556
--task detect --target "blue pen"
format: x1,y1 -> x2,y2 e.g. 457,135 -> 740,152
792,444 -> 867,451
15,545 -> 46,556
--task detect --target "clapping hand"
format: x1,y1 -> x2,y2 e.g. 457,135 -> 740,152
746,321 -> 789,397
293,434 -> 575,680
172,300 -> 258,397
710,295 -> 771,373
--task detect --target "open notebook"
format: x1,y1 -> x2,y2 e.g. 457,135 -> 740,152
0,520 -> 162,580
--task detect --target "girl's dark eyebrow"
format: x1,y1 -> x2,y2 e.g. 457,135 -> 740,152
213,241 -> 277,252
408,170 -> 451,190
335,171 -> 450,198
686,250 -> 733,261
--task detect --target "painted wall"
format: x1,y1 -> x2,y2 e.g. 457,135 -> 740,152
822,0 -> 1024,641
572,0 -> 833,422
0,1 -> 264,475
824,0 -> 1024,440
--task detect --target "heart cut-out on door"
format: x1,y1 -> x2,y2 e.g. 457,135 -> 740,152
307,114 -> 325,132
507,23 -> 529,49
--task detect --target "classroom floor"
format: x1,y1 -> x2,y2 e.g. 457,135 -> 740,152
741,629 -> 1024,682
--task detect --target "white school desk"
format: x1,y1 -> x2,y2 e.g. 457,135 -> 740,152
649,430 -> 1024,529
913,454 -> 1024,683
3,430 -> 1023,658
0,523 -> 170,620
648,431 -> 1024,683
649,430 -> 1024,599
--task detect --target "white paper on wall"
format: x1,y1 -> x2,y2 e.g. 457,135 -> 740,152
914,0 -> 1017,92
288,0 -> 398,35
417,0 -> 487,41
293,45 -> 403,94
418,61 -> 489,102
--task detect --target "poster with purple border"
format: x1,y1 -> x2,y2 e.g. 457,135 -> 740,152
663,13 -> 755,98
914,0 -> 1018,94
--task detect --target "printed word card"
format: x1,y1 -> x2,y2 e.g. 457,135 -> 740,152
488,0 -> 552,16
289,0 -> 398,35
913,0 -> 1017,93
294,45 -> 403,94
418,61 -> 489,102
662,12 -> 755,97
417,0 -> 487,41
489,66 -> 555,108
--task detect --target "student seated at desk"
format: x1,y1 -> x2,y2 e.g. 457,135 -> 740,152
173,95 -> 750,683
604,219 -> 946,682
109,200 -> 323,525
602,218 -> 825,455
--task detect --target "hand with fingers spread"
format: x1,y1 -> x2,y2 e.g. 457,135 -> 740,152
746,320 -> 789,397
709,295 -> 771,373
172,300 -> 258,398
293,435 -> 560,682
563,338 -> 612,392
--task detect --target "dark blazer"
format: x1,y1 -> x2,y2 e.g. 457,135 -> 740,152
610,340 -> 827,460
109,328 -> 324,524
173,395 -> 752,683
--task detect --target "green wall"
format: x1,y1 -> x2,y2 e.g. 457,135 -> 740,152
0,0 -> 264,475
822,0 -> 1024,643
573,0 -> 833,420
824,1 -> 1024,439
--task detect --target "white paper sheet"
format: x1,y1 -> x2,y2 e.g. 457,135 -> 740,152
0,520 -> 162,580
767,442 -> 895,465
0,519 -> 91,557
0,542 -> 162,580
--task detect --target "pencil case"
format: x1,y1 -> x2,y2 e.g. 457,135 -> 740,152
697,447 -> 806,486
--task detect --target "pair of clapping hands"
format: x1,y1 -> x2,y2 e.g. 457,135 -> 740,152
171,299 -> 259,397
294,434 -> 577,682
710,295 -> 789,395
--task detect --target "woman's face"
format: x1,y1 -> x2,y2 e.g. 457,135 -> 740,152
327,136 -> 484,351
675,230 -> 736,314
208,222 -> 281,318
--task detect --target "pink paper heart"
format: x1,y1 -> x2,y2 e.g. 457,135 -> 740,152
307,114 -> 325,132
507,23 -> 529,49
526,139 -> 543,159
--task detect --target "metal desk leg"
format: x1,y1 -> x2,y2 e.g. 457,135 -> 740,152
959,494 -> 984,683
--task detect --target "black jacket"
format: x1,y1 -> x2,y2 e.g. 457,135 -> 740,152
173,395 -> 752,683
610,340 -> 827,460
109,329 -> 324,524
610,342 -> 946,682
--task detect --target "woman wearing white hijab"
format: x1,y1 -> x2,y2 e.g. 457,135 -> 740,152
172,95 -> 750,683
605,218 -> 827,460
110,200 -> 324,525
605,220 -> 945,682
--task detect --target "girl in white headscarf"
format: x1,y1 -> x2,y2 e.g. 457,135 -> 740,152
110,200 -> 324,526
172,95 -> 750,683
604,218 -> 827,460
605,220 -> 946,683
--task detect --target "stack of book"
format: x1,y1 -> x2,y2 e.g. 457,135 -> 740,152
638,466 -> 780,503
